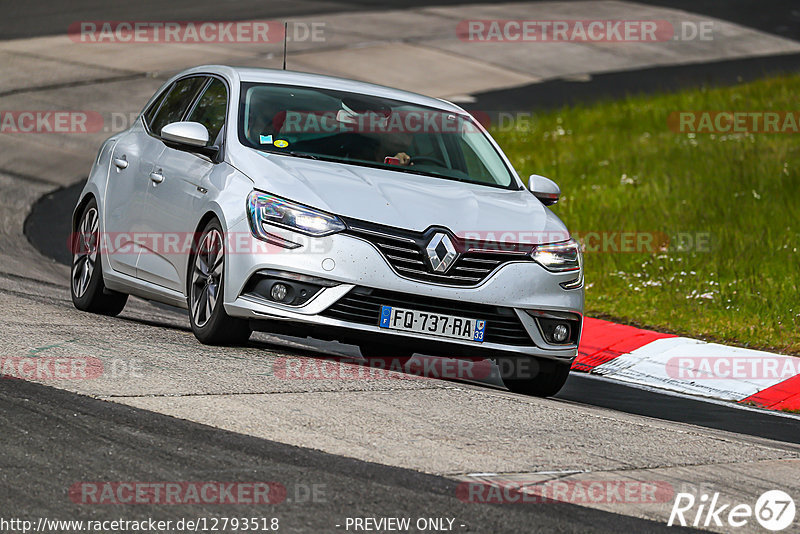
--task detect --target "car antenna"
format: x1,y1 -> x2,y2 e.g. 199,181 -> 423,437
282,22 -> 288,70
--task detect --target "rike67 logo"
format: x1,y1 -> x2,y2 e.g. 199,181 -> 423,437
668,490 -> 796,531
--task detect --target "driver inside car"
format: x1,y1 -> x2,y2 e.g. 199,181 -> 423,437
378,130 -> 414,166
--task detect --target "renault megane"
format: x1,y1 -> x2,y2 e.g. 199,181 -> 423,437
71,65 -> 584,396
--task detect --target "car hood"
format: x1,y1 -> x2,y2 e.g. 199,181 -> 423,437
233,149 -> 570,243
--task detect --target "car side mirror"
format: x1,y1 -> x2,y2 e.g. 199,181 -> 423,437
528,174 -> 560,206
161,121 -> 220,161
161,121 -> 210,147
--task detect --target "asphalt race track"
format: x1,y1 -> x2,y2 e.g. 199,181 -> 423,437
3,378 -> 697,533
3,1 -> 800,533
25,159 -> 800,447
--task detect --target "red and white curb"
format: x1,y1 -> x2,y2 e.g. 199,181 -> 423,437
574,318 -> 800,412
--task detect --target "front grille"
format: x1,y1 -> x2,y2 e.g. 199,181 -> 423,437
320,287 -> 533,346
344,219 -> 531,286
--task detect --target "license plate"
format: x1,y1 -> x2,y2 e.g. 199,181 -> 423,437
379,305 -> 486,343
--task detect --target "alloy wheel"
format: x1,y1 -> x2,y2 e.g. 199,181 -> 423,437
72,207 -> 99,298
190,228 -> 224,328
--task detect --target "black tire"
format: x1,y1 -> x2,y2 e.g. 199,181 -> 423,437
498,356 -> 571,397
187,219 -> 251,345
70,198 -> 128,316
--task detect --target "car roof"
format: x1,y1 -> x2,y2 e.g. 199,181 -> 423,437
180,65 -> 466,113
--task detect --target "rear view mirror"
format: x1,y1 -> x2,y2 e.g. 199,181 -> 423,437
528,174 -> 561,206
161,121 -> 210,148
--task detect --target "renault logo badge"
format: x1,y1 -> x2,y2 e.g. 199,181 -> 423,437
426,233 -> 457,273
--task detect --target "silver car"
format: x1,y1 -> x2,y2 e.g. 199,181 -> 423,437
71,65 -> 584,396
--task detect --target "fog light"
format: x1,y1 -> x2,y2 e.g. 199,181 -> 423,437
553,324 -> 569,343
270,283 -> 289,302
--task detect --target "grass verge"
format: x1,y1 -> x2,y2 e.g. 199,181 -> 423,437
493,74 -> 800,354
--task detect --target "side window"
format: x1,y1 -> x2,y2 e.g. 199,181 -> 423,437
150,77 -> 207,136
186,79 -> 227,144
143,85 -> 171,129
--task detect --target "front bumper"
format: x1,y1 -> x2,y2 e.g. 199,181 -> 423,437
223,218 -> 584,361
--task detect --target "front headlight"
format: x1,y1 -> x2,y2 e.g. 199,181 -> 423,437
247,191 -> 346,246
531,238 -> 582,272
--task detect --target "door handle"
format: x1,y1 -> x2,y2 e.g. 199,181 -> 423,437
113,156 -> 128,169
149,170 -> 164,184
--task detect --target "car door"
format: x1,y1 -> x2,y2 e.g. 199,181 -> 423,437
136,76 -> 227,293
103,92 -> 170,277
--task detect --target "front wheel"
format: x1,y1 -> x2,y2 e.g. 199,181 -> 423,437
71,198 -> 128,316
188,219 -> 251,345
497,356 -> 571,397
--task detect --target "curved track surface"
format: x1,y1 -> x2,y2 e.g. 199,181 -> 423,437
25,181 -> 800,446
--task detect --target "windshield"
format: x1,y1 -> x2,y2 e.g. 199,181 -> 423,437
238,82 -> 518,189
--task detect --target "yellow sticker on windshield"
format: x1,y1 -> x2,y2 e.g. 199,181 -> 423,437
274,139 -> 289,148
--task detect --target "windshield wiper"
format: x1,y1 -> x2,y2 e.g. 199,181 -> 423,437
262,149 -> 319,160
286,150 -> 319,160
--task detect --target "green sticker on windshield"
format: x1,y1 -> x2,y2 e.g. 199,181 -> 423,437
259,134 -> 273,145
